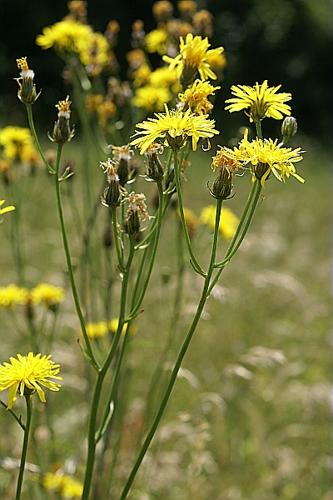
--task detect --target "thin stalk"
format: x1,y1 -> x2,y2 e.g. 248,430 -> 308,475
26,105 -> 51,171
120,200 -> 223,499
15,396 -> 32,500
174,151 -> 206,277
54,144 -> 98,369
111,208 -> 125,270
0,400 -> 26,431
81,241 -> 135,500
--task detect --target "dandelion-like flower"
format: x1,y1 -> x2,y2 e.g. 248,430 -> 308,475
145,29 -> 168,55
131,105 -> 218,154
132,86 -> 172,112
43,472 -> 83,498
163,33 -> 224,84
31,283 -> 65,307
225,81 -> 292,122
200,205 -> 239,239
0,200 -> 15,217
0,353 -> 61,409
179,79 -> 220,115
0,285 -> 29,307
0,126 -> 37,163
235,129 -> 304,184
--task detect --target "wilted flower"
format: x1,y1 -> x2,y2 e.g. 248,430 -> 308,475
16,57 -> 40,105
49,96 -> 75,144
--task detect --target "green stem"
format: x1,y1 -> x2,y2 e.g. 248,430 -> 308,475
111,207 -> 124,270
0,400 -> 25,431
120,199 -> 223,499
81,241 -> 135,500
15,396 -> 32,500
174,150 -> 206,277
54,144 -> 98,369
26,105 -> 51,171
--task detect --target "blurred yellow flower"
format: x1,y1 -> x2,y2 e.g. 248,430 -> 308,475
0,126 -> 37,163
132,86 -> 172,112
225,81 -> 292,122
0,199 -> 15,217
86,321 -> 108,339
43,472 -> 83,498
145,28 -> 168,55
200,205 -> 239,239
131,105 -> 219,154
0,353 -> 61,409
31,283 -> 65,307
36,20 -> 110,72
133,65 -> 152,87
182,208 -> 199,237
149,67 -> 180,91
179,79 -> 220,114
0,284 -> 29,307
163,33 -> 224,81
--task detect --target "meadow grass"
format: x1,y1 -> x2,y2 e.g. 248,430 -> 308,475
0,139 -> 330,499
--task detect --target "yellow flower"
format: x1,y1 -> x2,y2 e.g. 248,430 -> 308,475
149,67 -> 180,91
108,318 -> 136,336
179,79 -> 220,114
200,205 -> 239,239
163,33 -> 224,82
36,20 -> 110,72
206,51 -> 226,71
86,321 -> 109,339
145,28 -> 168,55
0,353 -> 61,409
132,86 -> 172,112
43,472 -> 83,498
235,129 -> 304,184
225,81 -> 292,122
131,105 -> 219,154
0,285 -> 29,307
31,283 -> 65,307
0,126 -> 37,163
133,65 -> 152,87
0,200 -> 15,217
182,208 -> 199,237
211,147 -> 241,174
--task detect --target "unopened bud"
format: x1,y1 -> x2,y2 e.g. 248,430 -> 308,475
210,167 -> 233,200
281,116 -> 297,143
100,159 -> 121,207
145,144 -> 164,181
124,208 -> 140,236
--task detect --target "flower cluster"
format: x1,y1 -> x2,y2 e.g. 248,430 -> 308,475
0,283 -> 65,308
85,318 -> 136,340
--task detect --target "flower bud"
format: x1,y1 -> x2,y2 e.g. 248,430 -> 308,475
100,159 -> 121,207
145,144 -> 164,181
16,57 -> 40,105
124,192 -> 148,236
210,167 -> 233,200
49,97 -> 75,144
124,208 -> 141,236
281,116 -> 298,143
110,145 -> 133,186
254,162 -> 270,182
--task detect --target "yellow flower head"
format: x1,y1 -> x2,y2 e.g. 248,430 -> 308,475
145,28 -> 168,55
179,79 -> 220,114
0,126 -> 37,163
31,283 -> 65,307
149,66 -> 180,91
43,472 -> 83,498
0,284 -> 29,307
0,353 -> 61,409
225,81 -> 292,122
163,33 -> 224,82
133,65 -> 152,87
0,200 -> 15,217
132,86 -> 172,112
86,321 -> 109,340
200,205 -> 239,239
235,129 -> 304,184
182,208 -> 199,237
36,20 -> 110,72
131,105 -> 219,154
